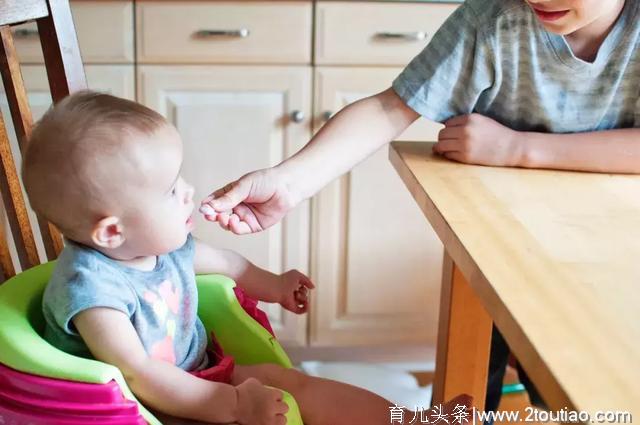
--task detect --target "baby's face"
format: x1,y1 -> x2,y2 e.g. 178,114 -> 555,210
118,125 -> 195,256
525,0 -> 623,35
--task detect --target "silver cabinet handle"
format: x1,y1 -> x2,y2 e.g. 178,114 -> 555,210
373,31 -> 427,41
13,28 -> 39,39
193,29 -> 250,39
290,110 -> 305,123
321,111 -> 333,122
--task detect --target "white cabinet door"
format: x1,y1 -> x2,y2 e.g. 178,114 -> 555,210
0,65 -> 135,270
138,65 -> 312,346
310,66 -> 444,347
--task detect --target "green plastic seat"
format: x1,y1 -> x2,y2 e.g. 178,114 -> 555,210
0,262 -> 303,424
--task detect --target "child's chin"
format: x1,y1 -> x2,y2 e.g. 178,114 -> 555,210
540,18 -> 581,35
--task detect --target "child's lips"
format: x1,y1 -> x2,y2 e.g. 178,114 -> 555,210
533,8 -> 569,22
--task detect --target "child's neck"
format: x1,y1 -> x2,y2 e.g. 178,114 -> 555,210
116,255 -> 158,272
91,243 -> 158,271
565,0 -> 625,62
71,237 -> 159,271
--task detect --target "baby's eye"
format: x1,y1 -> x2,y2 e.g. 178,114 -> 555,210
170,186 -> 177,197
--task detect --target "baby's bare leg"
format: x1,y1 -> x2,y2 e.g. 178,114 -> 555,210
233,364 -> 411,425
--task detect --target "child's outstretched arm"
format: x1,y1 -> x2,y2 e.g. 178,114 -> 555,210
73,307 -> 289,424
433,113 -> 640,174
194,239 -> 314,314
200,87 -> 419,234
276,87 -> 420,201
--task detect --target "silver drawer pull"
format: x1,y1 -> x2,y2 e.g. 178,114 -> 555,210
193,29 -> 250,39
373,31 -> 427,41
290,110 -> 305,123
13,28 -> 39,39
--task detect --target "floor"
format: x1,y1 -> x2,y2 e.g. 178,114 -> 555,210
412,367 -> 557,425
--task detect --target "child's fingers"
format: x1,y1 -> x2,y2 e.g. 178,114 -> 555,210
295,289 -> 308,303
294,301 -> 308,314
444,114 -> 470,127
202,213 -> 218,222
228,214 -> 252,235
199,204 -> 223,222
227,213 -> 246,233
275,400 -> 289,416
217,212 -> 231,229
434,139 -> 462,153
210,179 -> 251,212
438,126 -> 463,141
233,203 -> 263,232
443,151 -> 466,163
300,275 -> 315,289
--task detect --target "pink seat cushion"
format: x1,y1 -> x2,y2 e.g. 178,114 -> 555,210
0,362 -> 145,424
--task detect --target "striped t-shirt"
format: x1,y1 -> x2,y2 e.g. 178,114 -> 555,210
393,0 -> 640,133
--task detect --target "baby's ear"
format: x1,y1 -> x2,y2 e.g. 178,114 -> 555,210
91,216 -> 125,249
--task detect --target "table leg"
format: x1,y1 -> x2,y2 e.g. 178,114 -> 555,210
432,252 -> 493,411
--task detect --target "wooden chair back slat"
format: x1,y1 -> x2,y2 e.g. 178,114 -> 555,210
37,0 -> 87,102
0,27 -> 32,152
0,111 -> 39,274
0,0 -> 87,280
0,25 -> 68,263
0,205 -> 16,280
0,0 -> 48,27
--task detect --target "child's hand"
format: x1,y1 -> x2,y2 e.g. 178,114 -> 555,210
433,113 -> 523,167
235,378 -> 289,425
278,269 -> 315,314
199,167 -> 298,235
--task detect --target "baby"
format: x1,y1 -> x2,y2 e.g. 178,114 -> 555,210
23,91 -> 471,425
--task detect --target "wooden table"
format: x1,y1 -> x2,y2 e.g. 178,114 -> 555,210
389,142 -> 640,418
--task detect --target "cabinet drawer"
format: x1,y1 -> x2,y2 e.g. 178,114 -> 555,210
136,2 -> 312,64
315,2 -> 459,66
12,1 -> 134,64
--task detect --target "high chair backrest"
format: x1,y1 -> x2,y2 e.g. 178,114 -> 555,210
0,0 -> 87,282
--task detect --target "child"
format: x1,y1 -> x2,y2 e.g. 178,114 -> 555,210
23,91 -> 471,425
199,0 -> 640,414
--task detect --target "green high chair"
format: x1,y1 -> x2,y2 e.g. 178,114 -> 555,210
0,262 -> 304,424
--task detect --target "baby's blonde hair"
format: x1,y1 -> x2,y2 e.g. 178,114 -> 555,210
22,91 -> 167,240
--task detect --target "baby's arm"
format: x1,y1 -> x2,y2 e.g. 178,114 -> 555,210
434,113 -> 640,173
73,307 -> 287,423
194,239 -> 314,313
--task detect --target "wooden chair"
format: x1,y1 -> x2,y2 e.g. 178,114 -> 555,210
0,0 -> 87,282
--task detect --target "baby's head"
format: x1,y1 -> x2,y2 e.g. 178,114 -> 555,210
526,0 -> 624,35
23,91 -> 195,260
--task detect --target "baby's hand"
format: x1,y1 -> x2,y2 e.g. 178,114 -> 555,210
278,269 -> 315,314
235,378 -> 288,425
